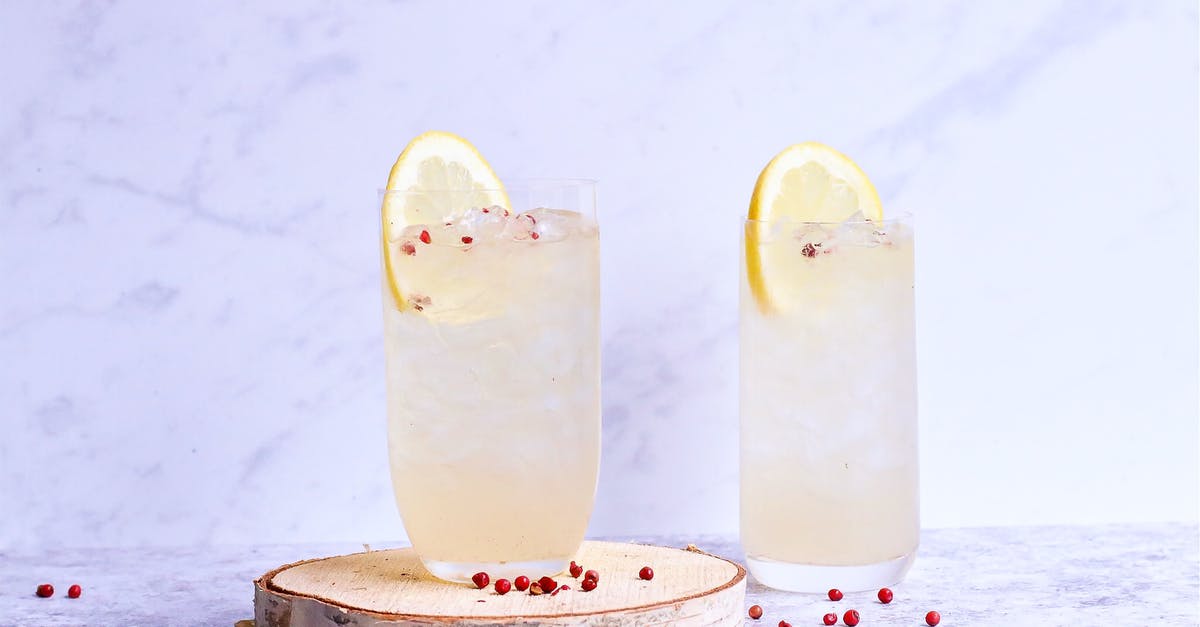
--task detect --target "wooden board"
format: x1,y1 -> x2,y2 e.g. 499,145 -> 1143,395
254,541 -> 746,626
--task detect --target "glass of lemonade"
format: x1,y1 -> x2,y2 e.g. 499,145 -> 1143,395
381,179 -> 600,583
740,146 -> 918,591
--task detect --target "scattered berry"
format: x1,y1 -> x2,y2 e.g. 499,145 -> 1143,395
581,577 -> 597,591
926,611 -> 941,626
584,569 -> 599,582
529,583 -> 544,595
843,609 -> 860,626
400,241 -> 416,256
638,566 -> 654,581
823,613 -> 837,626
828,588 -> 843,601
538,576 -> 558,593
419,230 -> 431,244
551,584 -> 570,596
778,621 -> 791,627
461,236 -> 473,244
36,584 -> 53,598
494,579 -> 511,595
530,232 -> 540,240
748,604 -> 763,619
877,587 -> 893,604
471,572 -> 489,589
514,576 -> 530,591
569,561 -> 583,578
67,584 -> 81,599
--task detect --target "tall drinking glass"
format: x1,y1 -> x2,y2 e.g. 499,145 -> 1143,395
381,181 -> 600,583
740,214 -> 918,592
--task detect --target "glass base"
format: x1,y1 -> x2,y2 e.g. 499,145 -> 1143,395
421,556 -> 570,584
746,550 -> 916,592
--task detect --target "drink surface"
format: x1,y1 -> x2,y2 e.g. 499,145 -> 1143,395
740,219 -> 917,565
383,207 -> 600,571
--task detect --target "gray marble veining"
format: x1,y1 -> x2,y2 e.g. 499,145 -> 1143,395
1,1 -> 1196,551
1,524 -> 1196,626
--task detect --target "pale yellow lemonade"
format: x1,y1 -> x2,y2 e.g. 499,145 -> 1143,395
740,142 -> 918,592
383,205 -> 600,582
740,220 -> 917,575
379,132 -> 600,583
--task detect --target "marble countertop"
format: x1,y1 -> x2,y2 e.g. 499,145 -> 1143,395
3,523 -> 1196,626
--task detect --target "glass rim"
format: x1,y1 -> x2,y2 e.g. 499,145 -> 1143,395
378,177 -> 597,195
743,211 -> 914,226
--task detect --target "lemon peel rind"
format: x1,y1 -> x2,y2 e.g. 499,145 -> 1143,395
744,142 -> 883,315
380,131 -> 508,311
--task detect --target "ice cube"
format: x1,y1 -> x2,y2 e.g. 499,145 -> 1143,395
499,211 -> 536,240
455,205 -> 509,239
792,222 -> 833,247
521,208 -> 577,242
842,210 -> 867,224
831,220 -> 885,247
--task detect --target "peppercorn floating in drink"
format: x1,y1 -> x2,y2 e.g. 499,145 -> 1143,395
380,132 -> 600,583
741,142 -> 918,591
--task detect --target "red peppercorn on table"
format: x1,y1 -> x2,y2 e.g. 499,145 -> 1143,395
1,524 -> 1196,626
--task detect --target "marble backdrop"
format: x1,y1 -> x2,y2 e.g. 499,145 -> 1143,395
1,1 -> 1196,549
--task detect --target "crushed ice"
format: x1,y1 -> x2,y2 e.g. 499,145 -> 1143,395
792,211 -> 889,253
399,206 -> 586,245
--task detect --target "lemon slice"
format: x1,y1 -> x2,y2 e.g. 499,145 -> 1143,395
745,142 -> 883,313
381,131 -> 508,310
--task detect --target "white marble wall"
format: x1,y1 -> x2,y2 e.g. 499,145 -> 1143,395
1,1 -> 1196,549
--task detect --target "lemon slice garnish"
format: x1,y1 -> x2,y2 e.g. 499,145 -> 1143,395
745,142 -> 883,313
381,131 -> 508,310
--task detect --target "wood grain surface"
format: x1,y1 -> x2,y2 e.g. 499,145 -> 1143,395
254,541 -> 746,626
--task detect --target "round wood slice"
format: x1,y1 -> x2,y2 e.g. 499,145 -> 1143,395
254,541 -> 746,626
